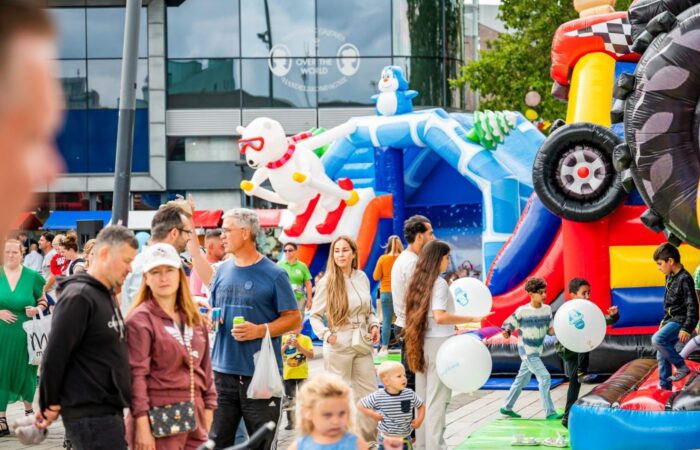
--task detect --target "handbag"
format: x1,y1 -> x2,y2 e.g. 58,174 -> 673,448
348,279 -> 373,355
148,326 -> 197,438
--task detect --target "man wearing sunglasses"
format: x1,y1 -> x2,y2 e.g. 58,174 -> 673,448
121,204 -> 193,312
277,242 -> 313,317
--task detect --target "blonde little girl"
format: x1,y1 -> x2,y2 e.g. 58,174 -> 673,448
288,373 -> 369,450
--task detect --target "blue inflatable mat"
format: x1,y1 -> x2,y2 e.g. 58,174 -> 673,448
481,376 -> 565,391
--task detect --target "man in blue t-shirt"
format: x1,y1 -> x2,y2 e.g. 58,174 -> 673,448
209,209 -> 300,450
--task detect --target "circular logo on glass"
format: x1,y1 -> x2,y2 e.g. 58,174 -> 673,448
267,28 -> 361,92
268,44 -> 292,77
337,43 -> 360,77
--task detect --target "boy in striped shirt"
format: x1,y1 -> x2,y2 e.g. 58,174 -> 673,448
499,278 -> 562,420
358,361 -> 425,450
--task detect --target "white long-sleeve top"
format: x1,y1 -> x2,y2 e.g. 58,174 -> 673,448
310,269 -> 379,341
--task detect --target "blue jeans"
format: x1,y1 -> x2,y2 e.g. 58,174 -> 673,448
503,355 -> 556,416
380,292 -> 394,347
652,321 -> 688,389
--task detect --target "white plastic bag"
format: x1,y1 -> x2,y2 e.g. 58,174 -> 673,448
247,324 -> 284,399
22,314 -> 52,365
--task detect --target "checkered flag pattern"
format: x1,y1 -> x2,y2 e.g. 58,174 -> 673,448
565,18 -> 634,56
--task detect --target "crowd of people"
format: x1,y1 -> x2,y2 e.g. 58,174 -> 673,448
0,204 -> 698,450
1,3 -> 700,450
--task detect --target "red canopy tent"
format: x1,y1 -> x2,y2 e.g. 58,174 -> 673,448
193,210 -> 223,228
14,212 -> 43,230
254,209 -> 281,228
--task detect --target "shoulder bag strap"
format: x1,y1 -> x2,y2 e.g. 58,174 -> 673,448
184,326 -> 194,404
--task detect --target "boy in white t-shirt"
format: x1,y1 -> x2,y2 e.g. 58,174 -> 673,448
500,277 -> 561,420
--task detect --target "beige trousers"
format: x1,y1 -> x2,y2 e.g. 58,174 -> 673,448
323,328 -> 379,444
414,335 -> 452,450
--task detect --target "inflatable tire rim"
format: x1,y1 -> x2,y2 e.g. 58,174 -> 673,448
556,145 -> 608,200
533,122 -> 626,222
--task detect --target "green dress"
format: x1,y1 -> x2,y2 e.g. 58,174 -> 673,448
0,267 -> 45,411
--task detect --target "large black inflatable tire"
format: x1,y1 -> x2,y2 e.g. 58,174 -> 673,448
533,123 -> 626,221
623,4 -> 700,247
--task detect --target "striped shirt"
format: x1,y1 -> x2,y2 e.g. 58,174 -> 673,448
503,303 -> 552,359
359,388 -> 424,437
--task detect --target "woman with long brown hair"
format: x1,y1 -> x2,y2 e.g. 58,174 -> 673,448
309,235 -> 380,445
372,235 -> 404,356
125,243 -> 216,450
403,240 -> 490,450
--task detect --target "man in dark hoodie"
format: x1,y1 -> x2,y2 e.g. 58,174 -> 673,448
35,226 -> 138,450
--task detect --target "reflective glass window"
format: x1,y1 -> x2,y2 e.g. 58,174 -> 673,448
87,59 -> 149,109
444,0 -> 463,60
56,110 -> 88,173
446,58 -> 462,109
241,58 -> 316,108
318,58 -> 390,107
393,57 -> 443,107
167,0 -> 239,58
167,59 -> 241,108
50,8 -> 86,59
87,109 -> 149,173
240,0 -> 315,57
58,60 -> 88,110
392,0 -> 443,57
317,0 -> 391,57
87,7 -> 148,58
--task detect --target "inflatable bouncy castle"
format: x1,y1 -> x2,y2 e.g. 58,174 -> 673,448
238,66 -> 545,292
531,0 -> 700,447
479,0 -> 700,378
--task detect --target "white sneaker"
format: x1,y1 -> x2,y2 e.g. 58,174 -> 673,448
378,346 -> 389,357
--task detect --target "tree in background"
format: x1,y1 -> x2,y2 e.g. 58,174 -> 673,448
450,0 -> 633,122
396,0 -> 463,108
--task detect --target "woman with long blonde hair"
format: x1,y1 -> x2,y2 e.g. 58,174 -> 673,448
403,240 -> 490,450
125,243 -> 216,450
372,235 -> 404,356
309,235 -> 379,445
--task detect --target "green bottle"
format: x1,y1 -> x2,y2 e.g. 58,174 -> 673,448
233,316 -> 245,331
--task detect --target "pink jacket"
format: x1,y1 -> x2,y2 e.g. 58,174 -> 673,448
126,299 -> 217,418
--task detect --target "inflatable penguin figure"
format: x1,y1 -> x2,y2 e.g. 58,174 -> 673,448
371,66 -> 418,116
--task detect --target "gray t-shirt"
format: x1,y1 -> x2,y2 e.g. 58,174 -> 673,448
41,249 -> 55,281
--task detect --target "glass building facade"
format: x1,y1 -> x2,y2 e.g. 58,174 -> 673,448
46,0 -> 464,211
166,0 -> 462,109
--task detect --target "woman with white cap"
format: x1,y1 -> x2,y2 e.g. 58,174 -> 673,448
125,243 -> 217,450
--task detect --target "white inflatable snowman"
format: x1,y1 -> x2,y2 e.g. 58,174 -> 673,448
238,118 -> 358,236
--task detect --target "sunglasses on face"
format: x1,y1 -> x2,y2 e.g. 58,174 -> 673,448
284,248 -> 295,253
238,136 -> 265,154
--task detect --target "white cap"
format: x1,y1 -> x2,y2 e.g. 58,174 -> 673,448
142,243 -> 181,273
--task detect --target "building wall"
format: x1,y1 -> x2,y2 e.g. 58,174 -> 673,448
45,0 -> 464,211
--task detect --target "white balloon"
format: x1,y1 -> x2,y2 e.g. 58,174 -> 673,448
553,299 -> 607,353
436,334 -> 492,393
449,277 -> 493,317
